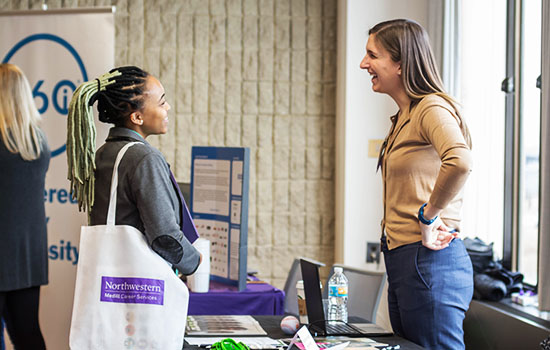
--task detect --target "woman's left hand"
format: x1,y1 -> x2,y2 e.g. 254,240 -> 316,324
420,217 -> 457,250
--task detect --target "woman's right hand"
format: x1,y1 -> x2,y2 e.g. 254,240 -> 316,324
419,217 -> 457,250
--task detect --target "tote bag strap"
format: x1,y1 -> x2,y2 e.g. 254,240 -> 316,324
106,141 -> 141,226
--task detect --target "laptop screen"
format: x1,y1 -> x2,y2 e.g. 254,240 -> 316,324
299,258 -> 326,327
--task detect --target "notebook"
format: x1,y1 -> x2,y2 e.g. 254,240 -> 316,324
299,258 -> 393,337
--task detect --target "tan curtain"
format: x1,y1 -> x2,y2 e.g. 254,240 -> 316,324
539,0 -> 550,311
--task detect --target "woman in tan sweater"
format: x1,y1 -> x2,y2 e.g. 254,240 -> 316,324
360,19 -> 474,349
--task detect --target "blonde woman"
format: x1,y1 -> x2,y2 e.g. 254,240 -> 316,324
360,20 -> 473,349
0,63 -> 49,349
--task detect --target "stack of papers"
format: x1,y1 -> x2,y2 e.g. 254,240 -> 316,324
186,315 -> 267,336
288,337 -> 389,350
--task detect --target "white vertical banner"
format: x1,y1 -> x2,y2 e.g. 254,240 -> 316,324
0,8 -> 114,350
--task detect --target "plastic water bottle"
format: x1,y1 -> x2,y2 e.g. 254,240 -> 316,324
327,267 -> 348,323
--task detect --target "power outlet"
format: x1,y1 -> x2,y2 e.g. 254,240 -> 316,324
366,242 -> 381,263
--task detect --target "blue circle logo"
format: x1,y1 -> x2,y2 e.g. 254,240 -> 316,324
2,33 -> 88,157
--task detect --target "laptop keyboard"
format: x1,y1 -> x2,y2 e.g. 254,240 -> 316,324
310,321 -> 364,336
326,322 -> 363,335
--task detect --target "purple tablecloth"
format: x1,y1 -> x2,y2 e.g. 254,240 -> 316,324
188,280 -> 285,315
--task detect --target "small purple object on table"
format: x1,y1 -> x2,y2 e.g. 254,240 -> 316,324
188,279 -> 285,315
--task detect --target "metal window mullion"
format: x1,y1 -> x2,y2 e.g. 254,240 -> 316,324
537,0 -> 550,309
512,0 -> 524,272
503,0 -> 520,271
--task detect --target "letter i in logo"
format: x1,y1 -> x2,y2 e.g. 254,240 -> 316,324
62,88 -> 69,112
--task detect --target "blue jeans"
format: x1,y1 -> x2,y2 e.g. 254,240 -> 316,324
382,236 -> 473,349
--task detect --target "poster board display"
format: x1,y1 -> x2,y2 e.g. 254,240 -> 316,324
0,8 -> 114,350
190,147 -> 250,291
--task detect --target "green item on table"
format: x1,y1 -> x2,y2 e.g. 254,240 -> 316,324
211,338 -> 250,350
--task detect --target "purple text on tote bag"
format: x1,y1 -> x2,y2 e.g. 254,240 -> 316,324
100,276 -> 165,305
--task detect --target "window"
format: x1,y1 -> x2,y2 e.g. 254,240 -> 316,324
518,0 -> 542,285
460,0 -> 507,260
460,0 -> 542,287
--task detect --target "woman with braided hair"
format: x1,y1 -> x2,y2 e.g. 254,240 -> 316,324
0,63 -> 49,349
67,66 -> 201,276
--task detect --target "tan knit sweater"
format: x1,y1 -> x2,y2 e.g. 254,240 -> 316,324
381,94 -> 472,250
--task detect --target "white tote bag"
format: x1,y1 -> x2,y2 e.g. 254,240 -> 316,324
69,142 -> 189,350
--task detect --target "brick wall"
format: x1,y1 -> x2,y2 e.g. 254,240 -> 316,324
2,0 -> 337,288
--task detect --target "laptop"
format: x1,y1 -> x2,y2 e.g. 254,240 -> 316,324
299,258 -> 393,337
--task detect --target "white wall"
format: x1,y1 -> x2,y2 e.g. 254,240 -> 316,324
336,0 -> 431,269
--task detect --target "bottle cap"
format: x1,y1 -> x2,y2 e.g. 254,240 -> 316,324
334,267 -> 343,274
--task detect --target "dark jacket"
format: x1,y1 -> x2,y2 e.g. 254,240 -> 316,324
0,130 -> 50,291
90,127 -> 200,275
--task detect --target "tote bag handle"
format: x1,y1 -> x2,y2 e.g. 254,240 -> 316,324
106,142 -> 141,226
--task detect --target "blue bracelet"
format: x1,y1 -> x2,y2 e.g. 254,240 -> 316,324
418,203 -> 438,225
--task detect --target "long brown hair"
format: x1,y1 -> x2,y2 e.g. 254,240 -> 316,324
369,19 -> 471,147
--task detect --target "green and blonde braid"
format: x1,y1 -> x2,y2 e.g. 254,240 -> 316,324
67,70 -> 120,213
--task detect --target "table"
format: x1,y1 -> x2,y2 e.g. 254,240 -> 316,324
188,280 -> 285,316
184,315 -> 425,350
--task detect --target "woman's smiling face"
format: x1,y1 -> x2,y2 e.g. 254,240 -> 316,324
360,34 -> 403,96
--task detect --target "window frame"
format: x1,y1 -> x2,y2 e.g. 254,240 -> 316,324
502,0 -> 542,289
502,0 -> 518,272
